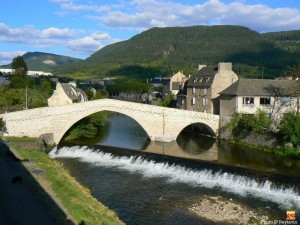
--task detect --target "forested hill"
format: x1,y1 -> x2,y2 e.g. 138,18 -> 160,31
262,30 -> 300,55
59,25 -> 300,79
1,52 -> 82,72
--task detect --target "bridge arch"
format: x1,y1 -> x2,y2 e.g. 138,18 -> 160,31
1,99 -> 219,144
56,107 -> 152,144
176,122 -> 217,138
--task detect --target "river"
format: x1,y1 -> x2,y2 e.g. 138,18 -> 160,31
50,112 -> 300,224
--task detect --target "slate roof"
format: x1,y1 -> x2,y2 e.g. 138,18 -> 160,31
60,83 -> 87,101
220,78 -> 299,96
186,66 -> 218,88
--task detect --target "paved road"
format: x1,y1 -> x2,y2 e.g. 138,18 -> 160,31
0,141 -> 74,225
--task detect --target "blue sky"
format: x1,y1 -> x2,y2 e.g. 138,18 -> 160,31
0,0 -> 300,65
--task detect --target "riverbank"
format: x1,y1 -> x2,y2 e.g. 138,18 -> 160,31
188,195 -> 271,225
221,138 -> 300,160
1,136 -> 124,225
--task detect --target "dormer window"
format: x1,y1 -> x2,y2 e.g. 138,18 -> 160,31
204,78 -> 209,82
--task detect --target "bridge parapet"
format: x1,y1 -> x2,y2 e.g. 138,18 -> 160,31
1,99 -> 219,144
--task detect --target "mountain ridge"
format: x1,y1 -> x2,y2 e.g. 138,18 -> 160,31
1,52 -> 82,72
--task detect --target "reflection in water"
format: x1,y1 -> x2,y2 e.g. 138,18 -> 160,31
62,112 -> 300,175
57,113 -> 300,225
177,131 -> 215,152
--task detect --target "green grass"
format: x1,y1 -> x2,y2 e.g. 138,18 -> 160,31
228,139 -> 300,159
5,137 -> 124,225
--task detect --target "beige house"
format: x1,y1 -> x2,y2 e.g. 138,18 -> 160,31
48,82 -> 88,107
162,71 -> 187,97
182,63 -> 238,114
219,78 -> 300,117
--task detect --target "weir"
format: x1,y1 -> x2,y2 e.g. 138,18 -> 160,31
50,145 -> 300,210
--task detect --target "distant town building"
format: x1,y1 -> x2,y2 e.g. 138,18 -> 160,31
48,82 -> 88,106
219,78 -> 300,117
162,71 -> 187,97
0,69 -> 52,76
181,63 -> 238,114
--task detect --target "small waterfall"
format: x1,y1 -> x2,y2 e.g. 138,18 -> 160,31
49,146 -> 300,209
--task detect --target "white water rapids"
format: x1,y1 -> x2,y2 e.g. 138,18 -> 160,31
49,145 -> 300,209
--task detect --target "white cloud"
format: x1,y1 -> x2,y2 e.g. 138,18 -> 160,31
98,0 -> 300,32
0,51 -> 26,65
66,32 -> 120,55
41,27 -> 74,39
223,2 -> 300,32
61,2 -> 110,12
0,23 -> 75,44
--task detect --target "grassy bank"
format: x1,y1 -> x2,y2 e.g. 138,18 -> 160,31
225,138 -> 300,160
5,137 -> 124,225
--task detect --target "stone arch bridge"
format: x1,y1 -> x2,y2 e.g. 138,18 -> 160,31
1,99 -> 220,144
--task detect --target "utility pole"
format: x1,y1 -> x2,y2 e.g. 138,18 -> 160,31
25,85 -> 28,110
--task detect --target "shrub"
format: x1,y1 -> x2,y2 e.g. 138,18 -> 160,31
228,110 -> 272,138
278,112 -> 300,147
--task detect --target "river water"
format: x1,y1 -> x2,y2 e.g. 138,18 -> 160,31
50,113 -> 300,224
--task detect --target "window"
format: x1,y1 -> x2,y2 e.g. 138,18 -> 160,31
192,97 -> 195,105
260,97 -> 271,105
192,87 -> 196,94
243,97 -> 254,105
203,88 -> 207,95
202,97 -> 207,106
204,77 -> 209,82
281,98 -> 290,105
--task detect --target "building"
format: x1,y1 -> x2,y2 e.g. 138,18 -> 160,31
184,63 -> 238,114
48,82 -> 88,106
219,78 -> 300,117
162,71 -> 187,97
0,69 -> 52,76
149,77 -> 164,88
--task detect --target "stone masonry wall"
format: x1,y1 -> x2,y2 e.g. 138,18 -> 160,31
1,99 -> 219,144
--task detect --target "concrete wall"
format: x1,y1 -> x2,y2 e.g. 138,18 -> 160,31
1,99 -> 219,144
220,95 -> 237,117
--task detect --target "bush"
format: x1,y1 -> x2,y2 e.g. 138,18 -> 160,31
228,110 -> 272,138
278,112 -> 300,147
64,111 -> 108,140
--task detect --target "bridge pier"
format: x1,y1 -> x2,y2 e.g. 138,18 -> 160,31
153,134 -> 177,142
1,99 -> 219,144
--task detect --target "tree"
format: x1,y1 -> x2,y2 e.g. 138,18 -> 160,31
12,56 -> 28,77
282,65 -> 300,114
283,64 -> 300,79
10,76 -> 27,89
278,112 -> 300,147
227,110 -> 272,139
41,80 -> 53,95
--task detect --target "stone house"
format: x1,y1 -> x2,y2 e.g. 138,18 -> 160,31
219,78 -> 300,117
162,71 -> 187,97
48,82 -> 88,107
182,63 -> 238,114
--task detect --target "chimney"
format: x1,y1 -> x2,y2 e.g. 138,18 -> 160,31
218,62 -> 232,72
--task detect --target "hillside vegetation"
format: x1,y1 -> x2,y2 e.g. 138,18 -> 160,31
262,30 -> 300,55
1,52 -> 82,72
56,25 -> 300,79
